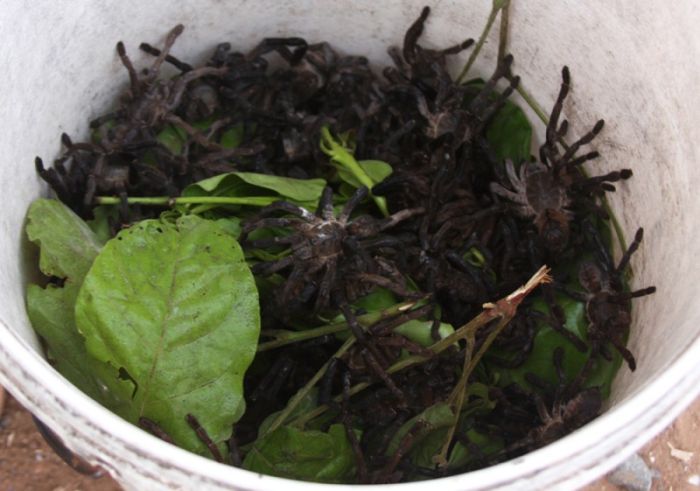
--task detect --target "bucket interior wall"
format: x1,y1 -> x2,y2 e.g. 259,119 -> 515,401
1,0 -> 699,488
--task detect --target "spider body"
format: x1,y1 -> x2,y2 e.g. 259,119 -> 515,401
569,227 -> 656,370
490,67 -> 632,252
242,186 -> 423,315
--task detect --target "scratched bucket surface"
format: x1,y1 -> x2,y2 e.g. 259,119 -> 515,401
1,1 -> 699,489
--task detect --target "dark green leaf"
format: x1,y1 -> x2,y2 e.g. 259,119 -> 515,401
486,99 -> 532,163
257,388 -> 319,437
386,403 -> 454,457
25,199 -> 133,409
75,215 -> 260,455
486,293 -> 621,398
157,125 -> 187,155
243,424 -> 357,483
220,124 -> 245,149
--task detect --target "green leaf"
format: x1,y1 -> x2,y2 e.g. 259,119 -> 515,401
486,294 -> 621,398
243,424 -> 357,483
463,79 -> 532,164
220,124 -> 245,149
258,388 -> 319,437
87,205 -> 119,243
394,319 -> 455,347
25,199 -> 132,409
486,99 -> 532,163
75,215 -> 261,455
157,125 -> 187,155
386,403 -> 454,457
320,126 -> 389,216
336,160 -> 393,189
182,172 -> 326,209
26,199 -> 103,280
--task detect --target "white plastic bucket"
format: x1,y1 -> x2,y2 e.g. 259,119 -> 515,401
1,1 -> 699,489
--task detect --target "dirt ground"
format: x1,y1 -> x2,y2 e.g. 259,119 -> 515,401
0,387 -> 698,490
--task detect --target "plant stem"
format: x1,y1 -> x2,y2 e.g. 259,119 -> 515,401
456,2 -> 502,84
291,266 -> 552,428
95,196 -> 279,207
260,336 -> 356,438
257,299 -> 424,352
497,0 -> 510,62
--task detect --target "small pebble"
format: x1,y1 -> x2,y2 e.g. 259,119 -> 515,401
689,475 -> 700,487
608,453 -> 654,491
6,431 -> 15,447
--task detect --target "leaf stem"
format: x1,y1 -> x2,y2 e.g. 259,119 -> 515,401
95,196 -> 280,207
260,336 -> 356,438
291,266 -> 552,428
456,2 -> 502,84
257,299 -> 424,352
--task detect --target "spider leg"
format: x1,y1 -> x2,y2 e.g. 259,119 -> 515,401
541,66 -> 571,166
163,113 -> 220,150
139,42 -> 193,72
440,38 -> 474,56
316,186 -> 335,220
562,151 -> 600,171
186,414 -> 224,462
361,348 -> 407,407
377,207 -> 425,232
314,258 -> 338,314
558,119 -> 605,167
143,24 -> 185,81
340,368 -> 368,483
251,254 -> 295,276
245,235 -> 295,249
609,336 -> 637,371
615,286 -> 657,300
83,155 -> 106,206
253,200 -> 315,221
530,306 -> 588,352
403,6 -> 430,64
241,217 -> 295,238
616,227 -> 644,274
467,54 -> 514,116
338,186 -> 369,223
575,169 -> 632,192
116,42 -> 141,97
352,273 -> 421,300
474,75 -> 521,132
374,334 -> 433,357
35,157 -> 72,205
246,37 -> 308,65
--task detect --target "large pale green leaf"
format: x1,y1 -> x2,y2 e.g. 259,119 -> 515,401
243,424 -> 357,483
26,199 -> 103,279
25,199 -> 132,409
75,215 -> 260,454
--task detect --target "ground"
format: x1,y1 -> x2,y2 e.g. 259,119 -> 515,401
0,387 -> 697,490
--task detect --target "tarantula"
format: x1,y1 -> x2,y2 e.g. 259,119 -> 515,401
566,226 -> 656,370
490,67 -> 632,252
241,186 -> 424,316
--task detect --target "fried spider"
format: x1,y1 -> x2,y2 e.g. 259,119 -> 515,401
241,186 -> 424,315
512,348 -> 602,453
490,67 -> 632,252
564,226 -> 656,371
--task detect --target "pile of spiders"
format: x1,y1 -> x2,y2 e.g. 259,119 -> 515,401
34,5 -> 655,484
